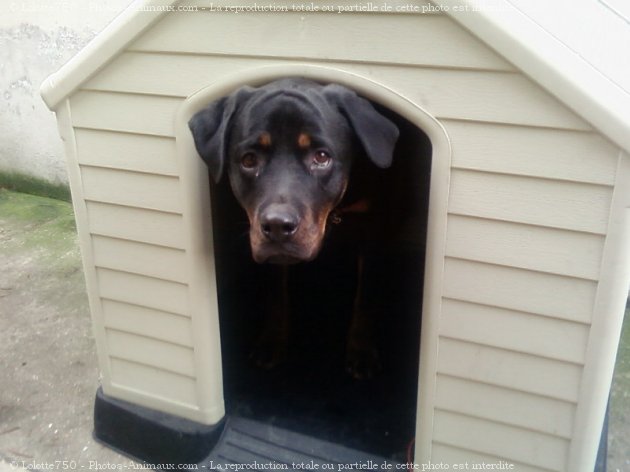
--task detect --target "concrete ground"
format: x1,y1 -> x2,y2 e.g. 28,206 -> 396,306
0,189 -> 629,471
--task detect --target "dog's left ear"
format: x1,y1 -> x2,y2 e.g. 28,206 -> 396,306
323,84 -> 399,168
188,86 -> 254,183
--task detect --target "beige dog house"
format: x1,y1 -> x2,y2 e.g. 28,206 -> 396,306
41,0 -> 630,470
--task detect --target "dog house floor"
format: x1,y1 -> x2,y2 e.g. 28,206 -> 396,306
205,415 -> 397,468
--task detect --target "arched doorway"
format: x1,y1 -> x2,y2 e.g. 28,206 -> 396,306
176,65 -> 452,463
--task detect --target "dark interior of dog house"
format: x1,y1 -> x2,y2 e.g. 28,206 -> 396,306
210,104 -> 432,462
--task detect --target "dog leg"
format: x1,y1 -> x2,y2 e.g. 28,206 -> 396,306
346,255 -> 382,380
250,264 -> 290,369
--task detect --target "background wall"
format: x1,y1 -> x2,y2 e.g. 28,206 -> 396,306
0,0 -> 131,185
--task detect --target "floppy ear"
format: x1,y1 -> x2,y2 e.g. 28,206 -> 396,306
188,87 -> 253,183
323,84 -> 399,168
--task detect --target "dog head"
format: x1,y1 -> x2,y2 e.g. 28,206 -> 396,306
189,79 -> 399,264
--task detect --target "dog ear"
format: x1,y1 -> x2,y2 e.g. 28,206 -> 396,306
323,84 -> 399,168
188,87 -> 253,183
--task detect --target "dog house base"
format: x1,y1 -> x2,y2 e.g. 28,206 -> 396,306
93,388 -> 226,465
94,388 -> 397,467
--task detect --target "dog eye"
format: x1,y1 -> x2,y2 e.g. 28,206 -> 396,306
311,150 -> 332,168
240,152 -> 259,170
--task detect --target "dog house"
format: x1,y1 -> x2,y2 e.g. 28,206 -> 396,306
40,1 -> 630,471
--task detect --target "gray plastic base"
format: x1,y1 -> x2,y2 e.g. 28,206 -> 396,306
94,387 -> 399,468
204,417 -> 399,469
93,387 -> 225,465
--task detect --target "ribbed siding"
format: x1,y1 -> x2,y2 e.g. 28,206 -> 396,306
62,6 -> 623,468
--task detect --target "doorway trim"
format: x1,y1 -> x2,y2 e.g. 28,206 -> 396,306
175,64 -> 452,463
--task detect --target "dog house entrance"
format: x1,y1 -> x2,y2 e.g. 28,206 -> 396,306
210,104 -> 431,462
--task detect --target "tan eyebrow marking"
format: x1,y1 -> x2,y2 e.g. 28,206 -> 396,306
297,133 -> 311,149
258,132 -> 272,148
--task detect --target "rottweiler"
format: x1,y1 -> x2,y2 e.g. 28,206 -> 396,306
189,78 -> 400,379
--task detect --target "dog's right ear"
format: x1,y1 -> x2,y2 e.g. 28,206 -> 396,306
188,87 -> 253,183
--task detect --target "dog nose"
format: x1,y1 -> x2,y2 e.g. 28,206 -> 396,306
260,205 -> 299,242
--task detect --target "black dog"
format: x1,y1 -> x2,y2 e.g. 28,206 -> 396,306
189,78 -> 399,379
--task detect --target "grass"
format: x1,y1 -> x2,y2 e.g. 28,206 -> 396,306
0,171 -> 71,202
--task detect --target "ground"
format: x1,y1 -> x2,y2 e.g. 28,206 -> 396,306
0,189 -> 628,470
0,190 -> 128,467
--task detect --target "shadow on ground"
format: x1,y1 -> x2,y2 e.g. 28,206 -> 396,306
0,189 -> 628,469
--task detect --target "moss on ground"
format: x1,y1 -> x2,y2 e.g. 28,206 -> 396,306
0,188 -> 78,270
0,171 -> 71,202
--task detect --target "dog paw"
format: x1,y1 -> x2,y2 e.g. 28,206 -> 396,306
345,346 -> 382,380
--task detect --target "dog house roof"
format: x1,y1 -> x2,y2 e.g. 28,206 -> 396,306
40,0 -> 630,153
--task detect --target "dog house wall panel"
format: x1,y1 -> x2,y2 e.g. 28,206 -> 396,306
126,5 -> 514,71
85,202 -> 186,249
82,59 -> 590,131
448,170 -> 613,234
445,216 -> 605,282
91,235 -> 187,283
433,409 -> 569,471
70,91 -> 180,137
75,130 -> 179,176
442,259 -> 598,323
438,337 -> 583,403
101,299 -> 194,347
439,298 -> 590,364
53,100 -> 215,422
41,3 -> 630,471
108,357 -> 199,406
446,121 -> 619,186
434,374 -> 576,437
431,444 -> 547,472
80,168 -> 180,213
96,268 -> 187,315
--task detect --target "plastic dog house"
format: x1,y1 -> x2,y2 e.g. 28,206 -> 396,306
40,1 -> 630,470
